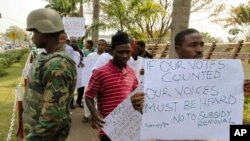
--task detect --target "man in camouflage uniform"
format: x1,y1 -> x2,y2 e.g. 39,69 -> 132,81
22,8 -> 77,141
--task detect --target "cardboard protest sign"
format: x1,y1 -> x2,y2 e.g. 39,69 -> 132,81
62,17 -> 85,37
141,59 -> 244,140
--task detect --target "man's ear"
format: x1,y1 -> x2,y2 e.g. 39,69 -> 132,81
110,48 -> 114,55
175,46 -> 180,54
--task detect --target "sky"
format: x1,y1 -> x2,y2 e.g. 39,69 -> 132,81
0,0 -> 248,42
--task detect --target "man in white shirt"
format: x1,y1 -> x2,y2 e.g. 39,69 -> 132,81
83,39 -> 107,121
59,32 -> 74,59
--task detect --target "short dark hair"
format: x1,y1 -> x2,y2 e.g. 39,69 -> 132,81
111,31 -> 130,49
99,39 -> 107,46
86,40 -> 93,47
137,41 -> 145,48
175,28 -> 199,46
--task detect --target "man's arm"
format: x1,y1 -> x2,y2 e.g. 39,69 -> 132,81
85,71 -> 105,129
85,96 -> 105,128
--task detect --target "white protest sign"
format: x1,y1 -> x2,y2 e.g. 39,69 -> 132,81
141,59 -> 244,140
103,86 -> 150,141
81,56 -> 99,86
62,17 -> 85,37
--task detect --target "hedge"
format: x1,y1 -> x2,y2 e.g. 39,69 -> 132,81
0,48 -> 29,77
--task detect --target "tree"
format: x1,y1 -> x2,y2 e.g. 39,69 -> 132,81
200,32 -> 223,43
211,1 -> 250,42
5,26 -> 26,42
227,4 -> 250,41
91,0 -> 100,47
169,0 -> 192,58
91,0 -> 212,42
98,0 -> 166,40
45,0 -> 83,17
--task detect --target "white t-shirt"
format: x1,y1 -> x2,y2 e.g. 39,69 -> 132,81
72,51 -> 84,88
64,44 -> 74,59
128,56 -> 144,83
92,53 -> 112,71
92,53 -> 143,80
88,52 -> 101,58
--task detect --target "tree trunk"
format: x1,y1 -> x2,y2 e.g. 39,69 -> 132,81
169,0 -> 191,58
91,0 -> 100,47
78,0 -> 84,17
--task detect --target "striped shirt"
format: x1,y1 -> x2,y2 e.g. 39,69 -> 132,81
85,60 -> 138,136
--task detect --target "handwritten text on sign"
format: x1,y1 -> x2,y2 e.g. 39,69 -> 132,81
62,17 -> 85,37
141,59 -> 244,140
103,88 -> 142,141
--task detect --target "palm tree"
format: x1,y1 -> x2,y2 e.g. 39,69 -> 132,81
94,0 -> 164,40
227,4 -> 250,41
91,0 -> 100,47
169,0 -> 192,58
45,0 -> 83,17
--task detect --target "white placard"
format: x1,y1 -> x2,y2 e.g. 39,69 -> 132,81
141,59 -> 244,140
62,17 -> 85,37
81,56 -> 99,86
103,86 -> 146,141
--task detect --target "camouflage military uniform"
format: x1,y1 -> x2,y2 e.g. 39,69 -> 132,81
23,50 -> 77,141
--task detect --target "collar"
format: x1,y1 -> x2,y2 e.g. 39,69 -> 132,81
107,60 -> 128,75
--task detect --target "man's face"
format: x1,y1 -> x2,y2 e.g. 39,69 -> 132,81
59,33 -> 67,45
176,32 -> 204,59
112,43 -> 131,68
97,40 -> 106,53
137,45 -> 144,55
32,30 -> 45,48
85,42 -> 90,49
70,39 -> 77,48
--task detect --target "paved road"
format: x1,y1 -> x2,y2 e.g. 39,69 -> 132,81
66,107 -> 98,141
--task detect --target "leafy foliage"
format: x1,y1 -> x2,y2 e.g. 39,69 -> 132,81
200,32 -> 223,43
0,48 -> 29,77
5,26 -> 27,42
211,1 -> 250,41
89,0 -> 212,43
45,0 -> 87,17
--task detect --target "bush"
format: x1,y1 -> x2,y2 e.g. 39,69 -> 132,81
0,48 -> 29,77
0,68 -> 7,77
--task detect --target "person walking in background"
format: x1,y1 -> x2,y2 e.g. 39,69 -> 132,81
88,39 -> 107,57
70,38 -> 84,108
22,8 -> 77,141
83,39 -> 107,122
83,40 -> 96,57
59,32 -> 74,59
137,40 -> 153,59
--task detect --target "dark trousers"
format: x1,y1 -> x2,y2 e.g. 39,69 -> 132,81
76,87 -> 84,104
100,135 -> 111,141
71,87 -> 84,105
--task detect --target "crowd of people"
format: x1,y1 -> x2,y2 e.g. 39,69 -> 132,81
21,8 -> 249,141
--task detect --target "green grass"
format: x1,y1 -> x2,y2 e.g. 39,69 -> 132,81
0,52 -> 28,141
